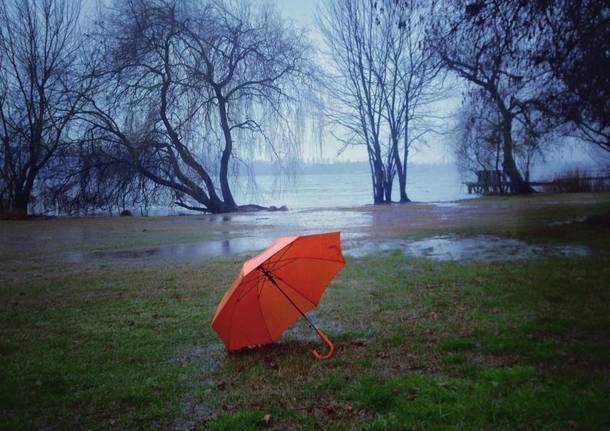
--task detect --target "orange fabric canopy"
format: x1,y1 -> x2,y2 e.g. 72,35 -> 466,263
211,231 -> 345,353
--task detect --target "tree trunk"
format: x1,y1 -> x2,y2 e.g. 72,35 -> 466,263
373,161 -> 385,204
500,117 -> 534,194
216,94 -> 238,210
397,165 -> 410,202
368,151 -> 385,204
383,176 -> 393,203
396,138 -> 410,203
10,190 -> 29,217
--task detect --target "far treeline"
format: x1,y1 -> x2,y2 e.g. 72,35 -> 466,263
0,0 -> 608,216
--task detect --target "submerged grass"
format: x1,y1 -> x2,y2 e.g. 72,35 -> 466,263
1,193 -> 610,429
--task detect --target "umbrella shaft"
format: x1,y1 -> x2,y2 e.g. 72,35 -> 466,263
260,267 -> 317,331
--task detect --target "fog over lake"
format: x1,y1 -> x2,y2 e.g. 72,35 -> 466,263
232,164 -> 470,210
230,159 -> 605,211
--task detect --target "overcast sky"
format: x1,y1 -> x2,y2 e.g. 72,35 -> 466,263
272,0 -> 457,164
82,0 -> 602,167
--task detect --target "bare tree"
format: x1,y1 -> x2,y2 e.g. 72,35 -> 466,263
455,89 -> 503,176
80,0 -> 310,213
528,0 -> 609,153
377,0 -> 443,203
0,0 -> 83,216
455,88 -> 550,185
318,0 -> 390,204
430,0 -> 538,193
47,135 -> 166,215
318,0 -> 443,204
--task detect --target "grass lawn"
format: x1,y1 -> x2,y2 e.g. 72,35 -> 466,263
1,196 -> 609,430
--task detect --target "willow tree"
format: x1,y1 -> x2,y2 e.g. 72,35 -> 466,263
0,0 -> 83,216
81,0 -> 309,213
528,0 -> 609,153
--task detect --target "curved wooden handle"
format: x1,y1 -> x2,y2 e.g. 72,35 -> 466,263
312,328 -> 335,360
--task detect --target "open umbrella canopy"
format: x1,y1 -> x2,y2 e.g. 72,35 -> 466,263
211,231 -> 345,358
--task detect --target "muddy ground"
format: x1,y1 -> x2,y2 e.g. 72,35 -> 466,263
1,193 -> 608,270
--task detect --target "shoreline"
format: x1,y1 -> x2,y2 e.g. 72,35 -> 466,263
1,192 -> 609,270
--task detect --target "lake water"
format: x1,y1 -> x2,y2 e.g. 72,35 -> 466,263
232,164 -> 474,210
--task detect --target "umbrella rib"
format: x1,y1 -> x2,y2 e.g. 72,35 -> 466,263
223,277 -> 261,349
260,267 -> 318,330
257,258 -> 299,274
255,280 -> 275,343
228,277 -> 273,349
264,240 -> 297,272
226,292 -> 240,351
235,275 -> 264,302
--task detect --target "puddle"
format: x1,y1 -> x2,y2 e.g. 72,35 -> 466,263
60,233 -> 590,264
346,235 -> 590,261
60,226 -> 366,264
548,217 -> 587,226
229,208 -> 373,232
431,201 -> 462,208
62,237 -> 274,263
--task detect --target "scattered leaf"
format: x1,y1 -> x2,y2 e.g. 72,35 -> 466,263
261,414 -> 271,427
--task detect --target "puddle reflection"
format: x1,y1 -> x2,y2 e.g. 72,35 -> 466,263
64,236 -> 275,263
345,235 -> 590,261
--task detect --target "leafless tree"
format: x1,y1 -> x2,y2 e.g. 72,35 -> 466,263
454,89 -> 502,176
318,0 -> 443,204
80,0 -> 310,213
0,0 -> 84,216
455,88 -> 550,185
377,0 -> 443,203
46,135 -> 167,215
528,0 -> 609,153
318,0 -> 389,204
430,0 -> 539,193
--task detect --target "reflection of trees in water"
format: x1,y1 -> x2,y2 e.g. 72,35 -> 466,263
221,240 -> 231,256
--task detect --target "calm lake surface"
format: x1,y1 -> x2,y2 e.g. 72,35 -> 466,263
232,164 -> 473,210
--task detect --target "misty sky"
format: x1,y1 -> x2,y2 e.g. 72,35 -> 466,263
273,0 -> 456,164
81,0 -> 604,167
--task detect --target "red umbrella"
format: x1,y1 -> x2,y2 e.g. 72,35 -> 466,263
211,231 -> 345,359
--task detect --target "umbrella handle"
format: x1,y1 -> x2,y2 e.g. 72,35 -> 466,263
312,328 -> 335,360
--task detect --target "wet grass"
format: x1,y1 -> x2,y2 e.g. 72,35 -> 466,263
1,193 -> 610,429
1,251 -> 609,430
458,193 -> 610,247
0,262 -> 233,429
